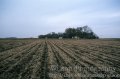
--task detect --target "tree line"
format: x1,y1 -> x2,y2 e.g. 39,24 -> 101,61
38,26 -> 99,39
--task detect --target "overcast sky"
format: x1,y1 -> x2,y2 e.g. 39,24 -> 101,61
0,0 -> 120,38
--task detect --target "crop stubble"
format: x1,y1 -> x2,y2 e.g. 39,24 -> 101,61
0,39 -> 120,79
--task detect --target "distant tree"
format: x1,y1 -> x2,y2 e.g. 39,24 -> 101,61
58,32 -> 63,37
65,28 -> 76,38
38,35 -> 46,38
81,26 -> 99,39
38,25 -> 99,39
76,27 -> 83,38
82,25 -> 92,33
6,37 -> 17,39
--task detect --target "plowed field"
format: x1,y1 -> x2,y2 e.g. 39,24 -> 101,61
0,39 -> 120,79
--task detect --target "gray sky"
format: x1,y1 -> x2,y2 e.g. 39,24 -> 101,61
0,0 -> 120,38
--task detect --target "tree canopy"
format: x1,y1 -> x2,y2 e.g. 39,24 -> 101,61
38,26 -> 99,39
